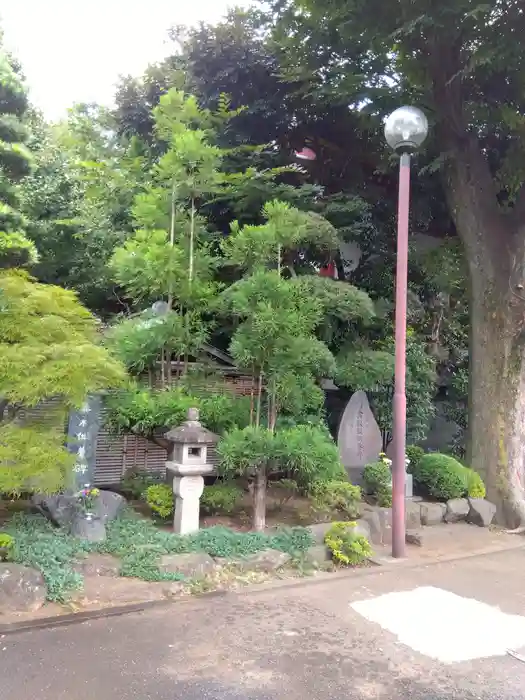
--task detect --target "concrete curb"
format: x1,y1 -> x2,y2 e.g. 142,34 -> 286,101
2,539 -> 524,636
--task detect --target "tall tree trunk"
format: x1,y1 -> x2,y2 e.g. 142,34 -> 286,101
468,263 -> 525,528
444,134 -> 525,527
253,468 -> 267,531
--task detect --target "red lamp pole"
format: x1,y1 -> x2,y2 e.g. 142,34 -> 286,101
391,152 -> 411,559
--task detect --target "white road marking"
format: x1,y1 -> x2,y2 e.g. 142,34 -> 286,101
351,586 -> 525,663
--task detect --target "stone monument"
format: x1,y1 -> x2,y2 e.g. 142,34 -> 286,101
337,390 -> 382,484
164,408 -> 219,535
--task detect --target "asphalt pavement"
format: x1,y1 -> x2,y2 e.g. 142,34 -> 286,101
2,547 -> 525,700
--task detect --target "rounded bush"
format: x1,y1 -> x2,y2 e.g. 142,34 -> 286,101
363,460 -> 391,495
201,484 -> 242,515
324,522 -> 372,566
466,469 -> 486,499
310,480 -> 361,517
0,532 -> 14,561
145,484 -> 174,519
412,453 -> 465,500
406,445 -> 425,472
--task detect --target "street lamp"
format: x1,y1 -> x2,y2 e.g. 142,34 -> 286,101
384,106 -> 428,559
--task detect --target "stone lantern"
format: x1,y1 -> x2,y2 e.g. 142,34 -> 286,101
164,408 -> 219,535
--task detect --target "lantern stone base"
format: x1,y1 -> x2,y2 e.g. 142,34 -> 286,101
167,462 -> 214,535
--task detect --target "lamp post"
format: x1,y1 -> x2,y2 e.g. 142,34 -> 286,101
384,106 -> 429,559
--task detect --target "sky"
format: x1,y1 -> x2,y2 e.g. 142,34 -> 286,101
1,0 -> 241,120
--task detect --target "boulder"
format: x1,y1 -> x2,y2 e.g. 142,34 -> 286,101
308,522 -> 334,545
74,553 -> 120,577
359,508 -> 382,545
420,502 -> 446,526
70,516 -> 107,542
93,491 -> 126,524
406,530 -> 423,547
32,492 -> 77,527
0,563 -> 47,613
377,507 -> 393,545
353,519 -> 372,541
405,501 -> 422,530
160,552 -> 217,579
467,499 -> 497,527
33,490 -> 126,529
445,498 -> 470,523
238,549 -> 291,573
304,545 -> 332,566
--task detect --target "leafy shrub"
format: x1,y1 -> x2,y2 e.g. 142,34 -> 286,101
0,532 -> 14,561
145,484 -> 174,519
363,460 -> 391,495
466,469 -> 486,498
218,424 -> 345,487
120,467 -> 162,499
311,480 -> 361,517
324,522 -> 372,566
406,445 -> 425,472
201,483 -> 242,515
412,453 -> 465,500
105,386 -> 251,438
363,457 -> 392,506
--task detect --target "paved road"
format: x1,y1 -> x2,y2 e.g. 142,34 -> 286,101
2,548 -> 525,700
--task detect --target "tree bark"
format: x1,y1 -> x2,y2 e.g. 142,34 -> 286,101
443,135 -> 525,526
252,468 -> 267,531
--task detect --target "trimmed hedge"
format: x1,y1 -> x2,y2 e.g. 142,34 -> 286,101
412,453 -> 486,501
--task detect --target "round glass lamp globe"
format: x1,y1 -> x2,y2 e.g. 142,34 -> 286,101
384,106 -> 428,153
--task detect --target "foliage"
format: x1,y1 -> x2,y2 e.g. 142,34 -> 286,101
406,446 -> 425,472
412,453 -> 466,501
466,469 -> 486,499
0,532 -> 13,561
310,480 -> 361,518
120,467 -> 162,499
0,51 -> 37,269
0,271 -> 126,494
363,458 -> 392,508
217,424 -> 344,487
105,385 -> 251,441
3,511 -> 314,600
324,522 -> 372,566
201,483 -> 243,515
272,478 -> 299,506
145,484 -> 174,519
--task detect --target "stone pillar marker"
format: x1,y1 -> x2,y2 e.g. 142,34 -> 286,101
164,408 -> 219,535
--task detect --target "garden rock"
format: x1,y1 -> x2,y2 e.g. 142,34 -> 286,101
406,530 -> 423,547
0,563 -> 47,613
160,552 -> 217,579
74,554 -> 120,577
32,490 -> 125,529
353,519 -> 372,541
70,516 -> 107,542
93,491 -> 126,524
32,492 -> 77,527
308,522 -> 334,545
238,549 -> 291,572
377,507 -> 393,545
420,502 -> 446,526
405,501 -> 422,530
467,499 -> 497,527
305,545 -> 332,566
359,507 -> 382,545
445,498 -> 470,523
